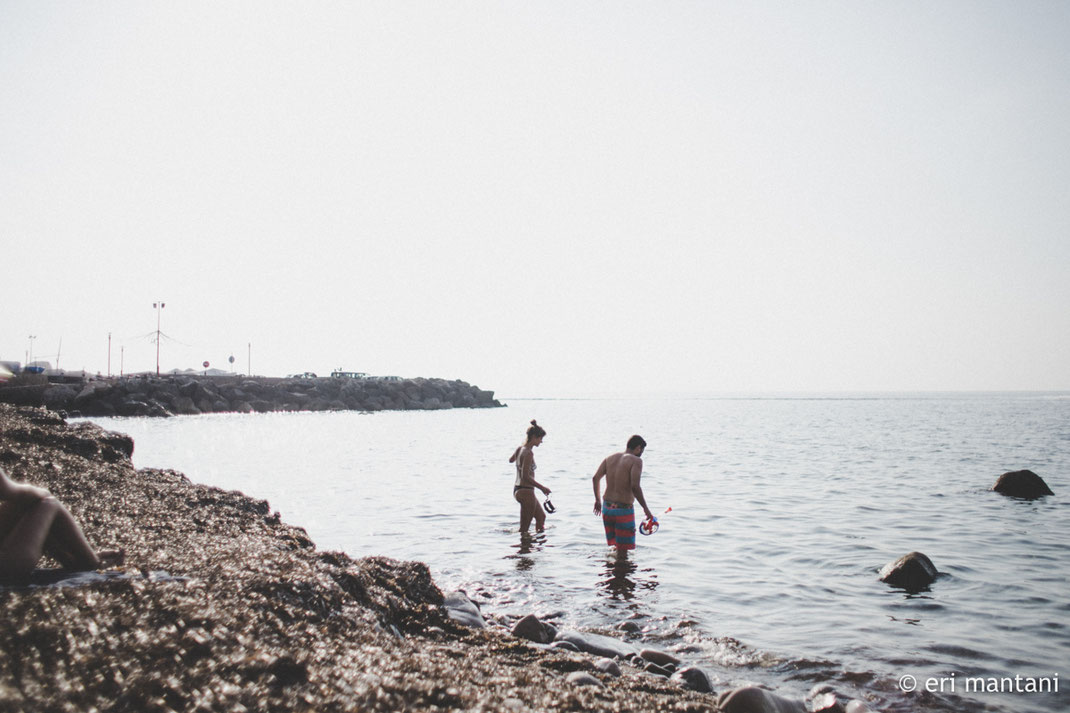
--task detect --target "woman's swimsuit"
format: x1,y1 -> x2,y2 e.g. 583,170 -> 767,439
514,448 -> 535,496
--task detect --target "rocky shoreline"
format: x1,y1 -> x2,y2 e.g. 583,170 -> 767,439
0,374 -> 502,418
0,403 -> 881,713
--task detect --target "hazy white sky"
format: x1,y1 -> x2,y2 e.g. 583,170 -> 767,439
2,2 -> 1068,396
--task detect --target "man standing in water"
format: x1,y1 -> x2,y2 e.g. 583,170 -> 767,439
592,435 -> 654,553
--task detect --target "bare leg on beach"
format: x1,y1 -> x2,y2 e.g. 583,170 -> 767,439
0,496 -> 123,580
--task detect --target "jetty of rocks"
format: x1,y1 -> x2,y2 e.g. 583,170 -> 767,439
0,374 -> 502,418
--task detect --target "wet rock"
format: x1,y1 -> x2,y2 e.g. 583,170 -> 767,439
671,666 -> 714,693
548,640 -> 580,653
511,613 -> 554,644
553,630 -> 637,659
640,648 -> 681,667
617,620 -> 642,634
645,662 -> 673,677
717,686 -> 807,713
594,658 -> 621,677
879,551 -> 939,591
443,591 -> 486,628
992,469 -> 1054,498
566,671 -> 604,688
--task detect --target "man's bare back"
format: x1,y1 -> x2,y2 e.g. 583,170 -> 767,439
592,435 -> 653,551
601,452 -> 643,504
592,436 -> 653,521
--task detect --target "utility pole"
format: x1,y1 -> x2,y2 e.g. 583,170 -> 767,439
108,333 -> 112,377
27,334 -> 36,367
153,302 -> 166,375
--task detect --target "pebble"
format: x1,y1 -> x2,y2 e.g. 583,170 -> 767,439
548,641 -> 580,652
511,614 -> 553,644
594,658 -> 621,677
639,648 -> 681,667
670,666 -> 714,694
553,630 -> 636,659
566,671 -> 604,688
645,662 -> 673,678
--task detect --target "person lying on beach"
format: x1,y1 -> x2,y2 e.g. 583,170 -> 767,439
592,435 -> 654,553
0,465 -> 124,582
509,420 -> 552,533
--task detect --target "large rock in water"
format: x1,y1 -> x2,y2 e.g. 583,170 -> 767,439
879,551 -> 938,591
717,686 -> 807,713
992,470 -> 1054,499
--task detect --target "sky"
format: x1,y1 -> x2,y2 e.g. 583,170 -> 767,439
2,1 -> 1068,397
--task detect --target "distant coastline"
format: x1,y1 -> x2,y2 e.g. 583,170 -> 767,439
0,374 -> 503,417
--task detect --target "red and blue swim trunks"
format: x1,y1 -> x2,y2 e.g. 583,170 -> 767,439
602,500 -> 636,550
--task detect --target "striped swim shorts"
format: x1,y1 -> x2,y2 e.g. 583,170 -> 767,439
602,500 -> 636,550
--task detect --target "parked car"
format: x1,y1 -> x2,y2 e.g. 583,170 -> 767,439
330,370 -> 368,379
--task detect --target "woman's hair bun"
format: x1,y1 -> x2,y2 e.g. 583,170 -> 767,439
530,419 -> 539,426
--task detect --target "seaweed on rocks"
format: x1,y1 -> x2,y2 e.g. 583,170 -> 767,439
0,404 -> 720,712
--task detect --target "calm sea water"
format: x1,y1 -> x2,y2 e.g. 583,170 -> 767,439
87,393 -> 1069,713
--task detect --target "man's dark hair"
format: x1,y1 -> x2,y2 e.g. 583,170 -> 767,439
626,435 -> 646,451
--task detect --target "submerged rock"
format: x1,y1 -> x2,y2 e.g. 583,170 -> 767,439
992,469 -> 1054,498
878,551 -> 939,591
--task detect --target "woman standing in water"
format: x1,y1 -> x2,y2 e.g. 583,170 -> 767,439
509,420 -> 552,533
0,466 -> 123,582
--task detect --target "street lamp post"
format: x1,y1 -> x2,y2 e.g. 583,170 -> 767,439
153,302 -> 165,375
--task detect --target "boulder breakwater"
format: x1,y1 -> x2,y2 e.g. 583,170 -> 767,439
0,374 -> 502,418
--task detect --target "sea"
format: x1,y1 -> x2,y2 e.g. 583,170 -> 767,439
85,392 -> 1069,713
